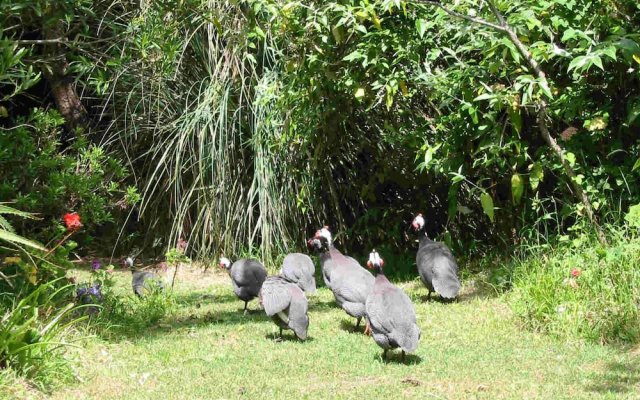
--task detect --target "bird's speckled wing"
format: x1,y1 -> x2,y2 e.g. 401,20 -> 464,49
260,277 -> 292,317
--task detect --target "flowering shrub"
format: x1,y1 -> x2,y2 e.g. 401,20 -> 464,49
0,108 -> 139,250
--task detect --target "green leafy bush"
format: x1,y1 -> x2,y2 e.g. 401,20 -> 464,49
510,231 -> 640,344
0,108 -> 138,248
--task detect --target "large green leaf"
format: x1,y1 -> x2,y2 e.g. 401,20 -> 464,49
511,173 -> 524,205
0,230 -> 45,251
529,163 -> 544,190
480,192 -> 495,222
0,204 -> 37,219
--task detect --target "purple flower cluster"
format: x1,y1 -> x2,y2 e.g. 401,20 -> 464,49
76,283 -> 103,305
91,259 -> 101,271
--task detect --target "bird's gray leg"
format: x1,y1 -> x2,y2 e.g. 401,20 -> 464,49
427,290 -> 432,300
279,327 -> 283,337
402,350 -> 406,362
382,349 -> 387,360
243,301 -> 248,315
356,316 -> 361,329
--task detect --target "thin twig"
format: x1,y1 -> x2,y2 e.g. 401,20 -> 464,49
413,0 -> 506,32
15,38 -> 68,44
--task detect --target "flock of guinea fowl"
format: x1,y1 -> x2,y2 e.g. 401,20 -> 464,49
132,213 -> 461,361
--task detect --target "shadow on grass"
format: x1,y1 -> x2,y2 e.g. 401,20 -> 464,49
91,301 -> 271,343
587,359 -> 640,395
373,352 -> 423,365
264,332 -> 315,343
175,291 -> 240,308
339,318 -> 367,334
410,280 -> 498,304
309,298 -> 339,313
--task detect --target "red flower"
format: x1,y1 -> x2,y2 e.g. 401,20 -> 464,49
571,268 -> 581,278
63,213 -> 82,231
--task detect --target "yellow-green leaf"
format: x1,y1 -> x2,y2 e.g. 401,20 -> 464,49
585,116 -> 607,131
331,26 -> 344,43
529,163 -> 544,190
634,54 -> 640,65
372,15 -> 381,29
511,173 -> 524,205
355,87 -> 365,99
399,80 -> 409,96
480,192 -> 495,222
386,89 -> 394,109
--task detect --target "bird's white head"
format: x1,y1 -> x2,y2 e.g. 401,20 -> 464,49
124,257 -> 134,268
411,213 -> 425,231
218,257 -> 231,269
366,249 -> 384,270
317,226 -> 332,245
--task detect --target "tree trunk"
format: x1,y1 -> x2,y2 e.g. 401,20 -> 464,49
42,21 -> 87,132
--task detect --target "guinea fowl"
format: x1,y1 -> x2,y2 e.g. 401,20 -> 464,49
280,253 -> 317,294
125,257 -> 164,297
219,257 -> 268,314
259,275 -> 309,340
308,227 -> 374,330
411,213 -> 461,299
307,227 -> 361,290
307,229 -> 335,289
365,250 -> 421,361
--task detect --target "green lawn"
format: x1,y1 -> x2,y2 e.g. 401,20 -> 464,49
25,266 -> 640,399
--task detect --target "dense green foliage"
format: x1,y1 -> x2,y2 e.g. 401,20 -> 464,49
1,0 -> 640,392
2,0 -> 639,256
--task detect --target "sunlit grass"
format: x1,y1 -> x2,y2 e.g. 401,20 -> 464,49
17,266 -> 636,399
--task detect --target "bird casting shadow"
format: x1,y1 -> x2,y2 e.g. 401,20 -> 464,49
339,318 -> 368,335
173,291 -> 240,309
150,308 -> 271,334
265,332 -> 314,343
309,299 -> 339,313
374,352 -> 423,365
419,293 -> 457,304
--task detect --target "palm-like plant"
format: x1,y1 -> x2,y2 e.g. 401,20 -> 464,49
0,203 -> 44,251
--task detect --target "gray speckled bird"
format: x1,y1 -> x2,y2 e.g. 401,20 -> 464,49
125,257 -> 164,297
365,250 -> 421,361
259,275 -> 309,340
412,214 -> 461,299
308,227 -> 374,330
308,234 -> 334,289
280,253 -> 317,294
219,257 -> 268,314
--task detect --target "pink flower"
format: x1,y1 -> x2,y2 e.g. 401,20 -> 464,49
571,268 -> 582,278
63,213 -> 82,231
177,238 -> 188,252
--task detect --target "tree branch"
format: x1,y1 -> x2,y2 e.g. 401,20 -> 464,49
15,38 -> 69,45
413,0 -> 506,32
412,0 -> 608,244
